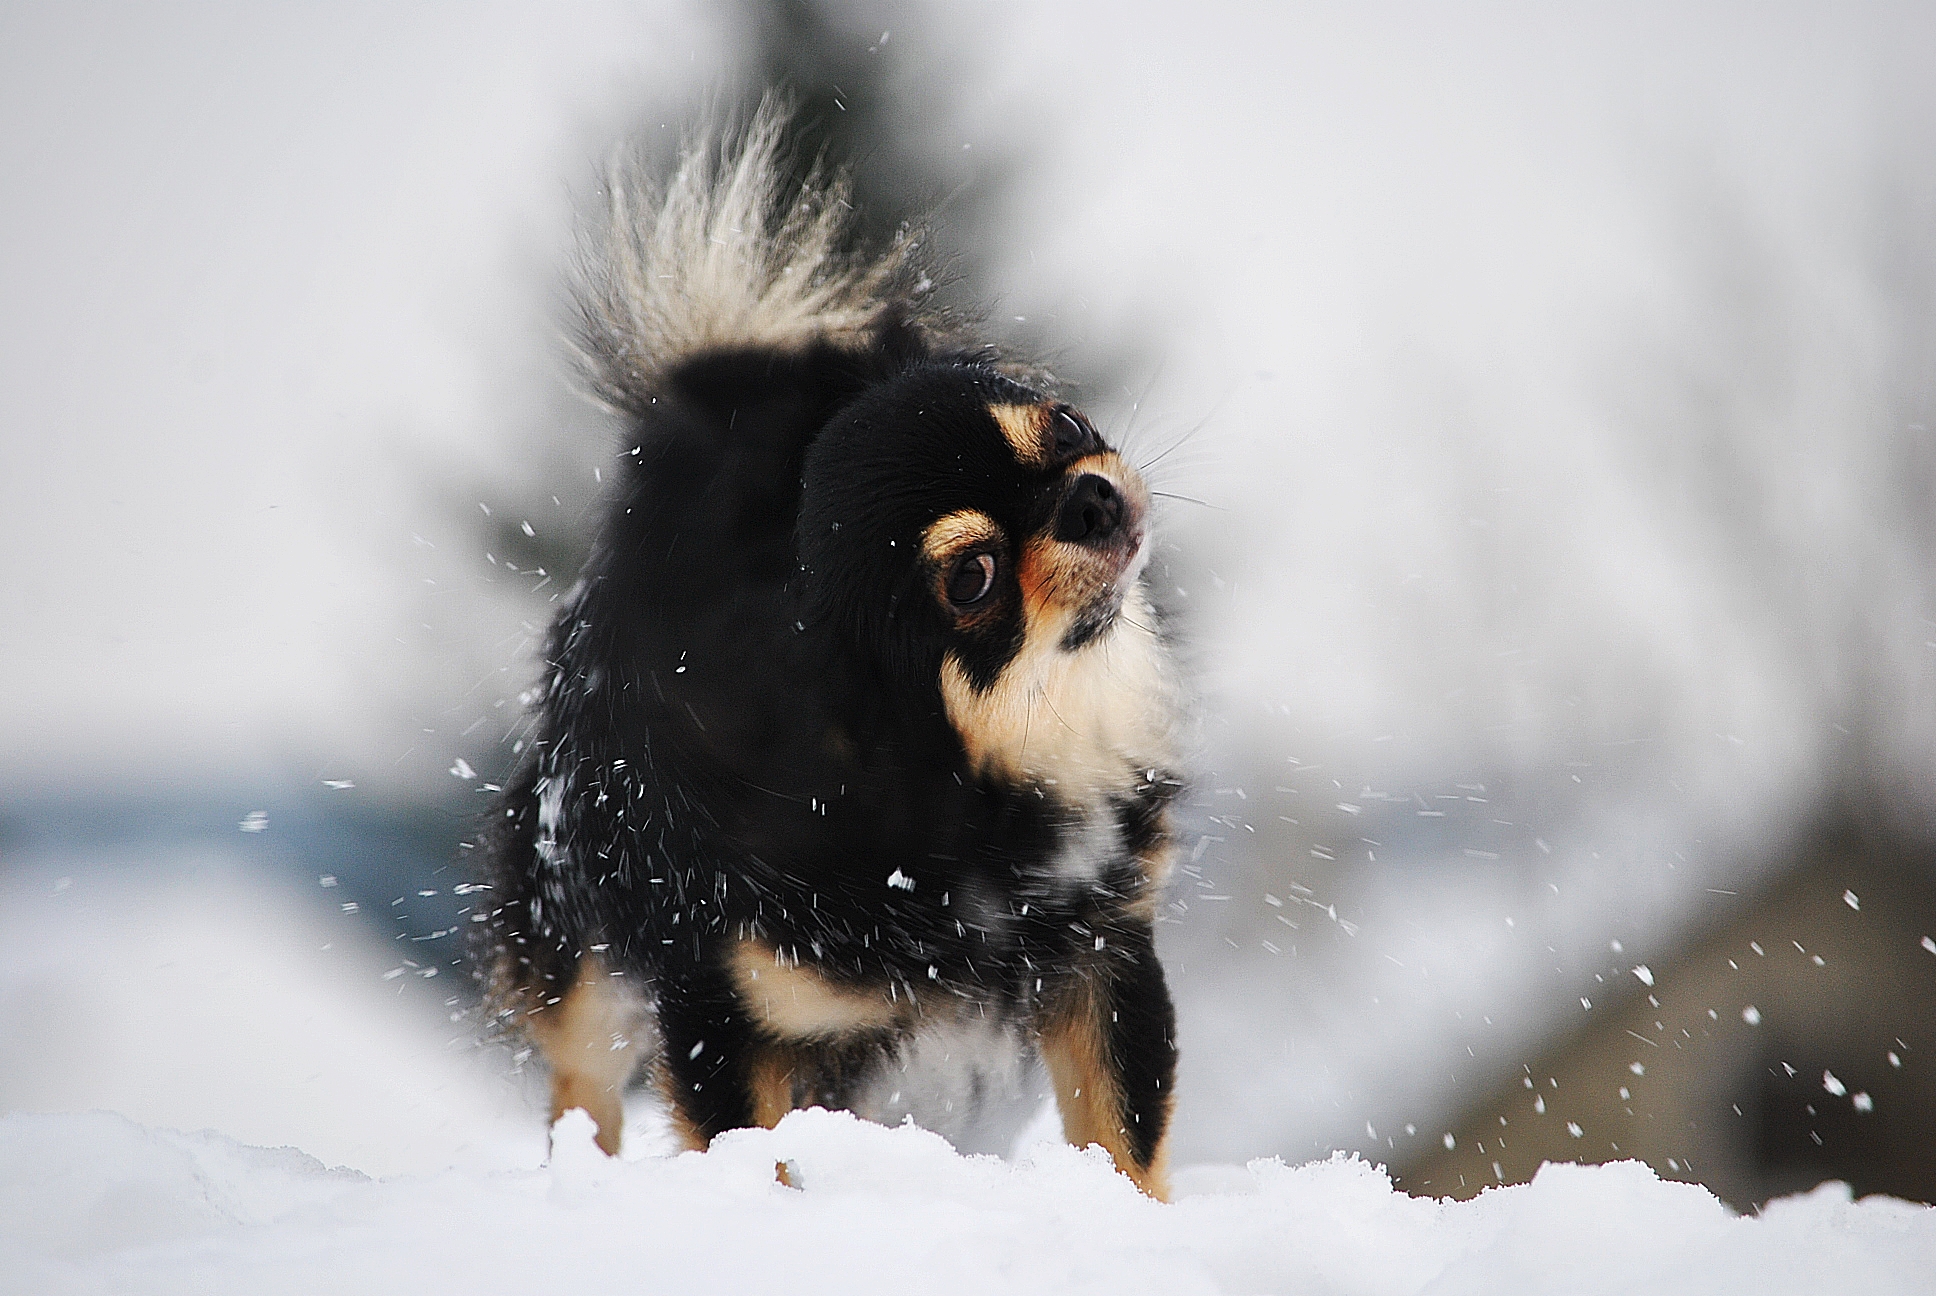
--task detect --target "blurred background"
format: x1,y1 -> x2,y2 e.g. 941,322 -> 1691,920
3,0 -> 1933,1206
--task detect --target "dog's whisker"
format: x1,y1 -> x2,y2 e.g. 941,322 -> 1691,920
1150,491 -> 1223,510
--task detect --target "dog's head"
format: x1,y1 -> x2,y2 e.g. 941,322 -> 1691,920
799,364 -> 1173,790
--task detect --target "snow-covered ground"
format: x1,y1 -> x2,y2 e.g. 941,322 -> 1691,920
4,856 -> 1932,1295
8,1108 -> 1933,1295
0,857 -> 540,1179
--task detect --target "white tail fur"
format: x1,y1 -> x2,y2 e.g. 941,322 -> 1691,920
572,97 -> 936,415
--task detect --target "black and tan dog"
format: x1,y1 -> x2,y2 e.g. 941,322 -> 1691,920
475,105 -> 1185,1198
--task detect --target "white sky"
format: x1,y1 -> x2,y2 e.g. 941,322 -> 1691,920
0,2 -> 720,796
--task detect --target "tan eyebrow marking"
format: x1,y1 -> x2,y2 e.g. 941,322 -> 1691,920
989,402 -> 1051,468
920,508 -> 1004,565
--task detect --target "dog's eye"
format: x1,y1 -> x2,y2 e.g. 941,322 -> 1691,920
946,552 -> 997,606
1053,407 -> 1097,456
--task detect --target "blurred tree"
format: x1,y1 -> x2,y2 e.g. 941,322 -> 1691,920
741,0 -> 1016,279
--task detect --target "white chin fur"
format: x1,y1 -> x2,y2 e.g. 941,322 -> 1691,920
940,580 -> 1177,802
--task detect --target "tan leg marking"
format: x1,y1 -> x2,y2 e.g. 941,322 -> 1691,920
729,939 -> 908,1039
1039,980 -> 1172,1200
526,959 -> 644,1156
745,1043 -> 810,1189
746,1042 -> 800,1129
654,1064 -> 710,1154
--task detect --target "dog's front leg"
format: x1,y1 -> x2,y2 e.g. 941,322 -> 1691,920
1038,920 -> 1178,1200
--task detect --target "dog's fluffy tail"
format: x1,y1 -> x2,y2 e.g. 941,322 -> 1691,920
572,96 -> 943,416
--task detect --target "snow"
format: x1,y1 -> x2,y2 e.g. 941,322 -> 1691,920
4,1109 -> 1932,1296
0,857 -> 541,1179
4,857 -> 1932,1294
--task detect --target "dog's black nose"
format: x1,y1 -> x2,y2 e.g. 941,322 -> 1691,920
1055,473 -> 1125,544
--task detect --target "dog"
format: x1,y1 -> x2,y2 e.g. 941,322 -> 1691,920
474,102 -> 1185,1198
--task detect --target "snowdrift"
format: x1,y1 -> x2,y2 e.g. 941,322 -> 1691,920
4,858 -> 1934,1294
4,1106 -> 1931,1296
